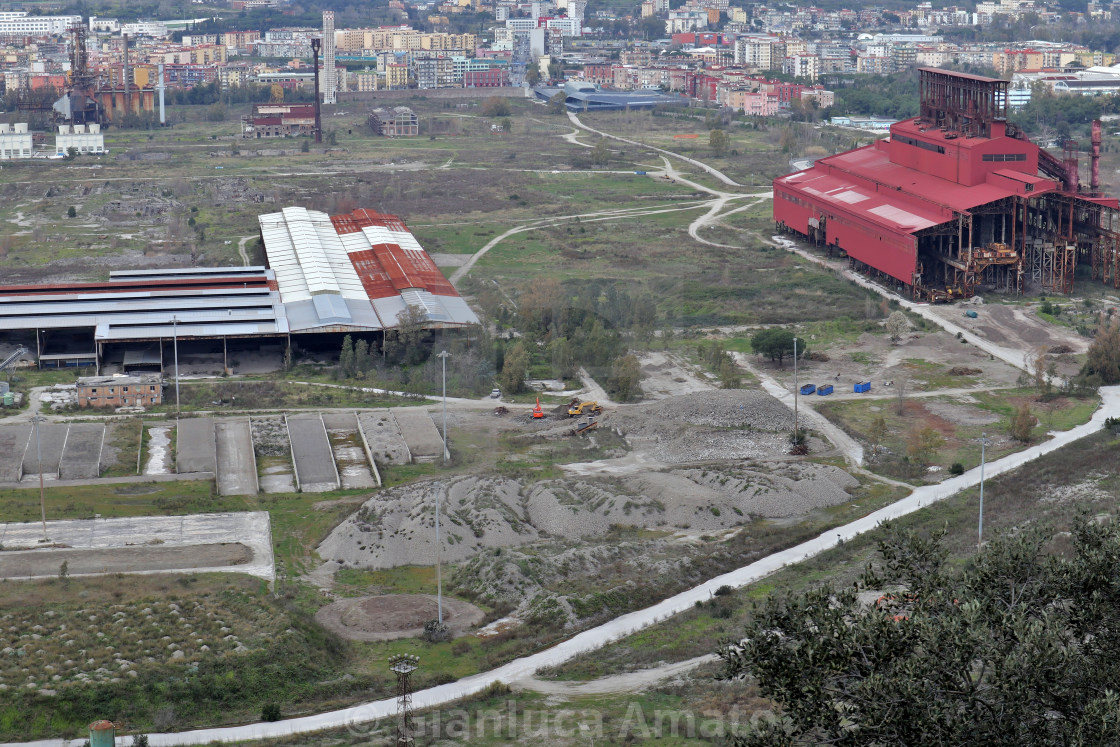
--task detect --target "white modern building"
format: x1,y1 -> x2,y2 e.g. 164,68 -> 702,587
0,12 -> 83,35
0,123 -> 32,160
119,21 -> 169,37
56,124 -> 105,156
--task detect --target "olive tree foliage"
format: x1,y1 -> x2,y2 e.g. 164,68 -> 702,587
750,329 -> 806,367
718,520 -> 1120,746
1080,317 -> 1120,386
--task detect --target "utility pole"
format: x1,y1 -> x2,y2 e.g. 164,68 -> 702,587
793,336 -> 799,438
172,315 -> 180,416
435,484 -> 443,625
32,415 -> 47,542
437,350 -> 450,464
978,431 -> 990,551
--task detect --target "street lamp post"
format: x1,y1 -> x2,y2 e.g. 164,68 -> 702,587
793,336 -> 799,438
172,315 -> 180,416
437,350 -> 450,464
435,484 -> 443,625
978,431 -> 990,551
32,415 -> 47,541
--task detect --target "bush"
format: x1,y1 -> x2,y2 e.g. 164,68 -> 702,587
949,462 -> 965,476
714,584 -> 733,596
422,619 -> 452,643
261,703 -> 281,722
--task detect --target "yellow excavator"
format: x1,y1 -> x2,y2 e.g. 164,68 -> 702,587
568,399 -> 603,418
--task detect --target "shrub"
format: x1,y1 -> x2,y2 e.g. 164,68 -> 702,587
714,584 -> 733,597
949,462 -> 965,476
422,619 -> 452,643
261,703 -> 282,722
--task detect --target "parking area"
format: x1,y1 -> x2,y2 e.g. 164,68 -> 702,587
176,417 -> 215,474
393,409 -> 446,463
358,411 -> 412,465
323,413 -> 378,489
215,419 -> 258,496
286,414 -> 340,492
59,423 -> 105,480
0,425 -> 30,483
0,511 -> 274,581
21,423 -> 68,479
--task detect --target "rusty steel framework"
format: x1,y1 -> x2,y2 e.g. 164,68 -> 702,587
389,654 -> 419,746
918,67 -> 1008,139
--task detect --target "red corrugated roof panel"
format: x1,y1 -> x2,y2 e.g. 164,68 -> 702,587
330,208 -> 458,298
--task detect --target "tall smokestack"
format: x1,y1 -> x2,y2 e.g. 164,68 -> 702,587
1092,119 -> 1102,195
311,37 -> 322,144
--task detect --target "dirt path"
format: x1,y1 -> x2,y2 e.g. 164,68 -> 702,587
237,235 -> 254,267
568,111 -> 743,187
514,654 -> 718,695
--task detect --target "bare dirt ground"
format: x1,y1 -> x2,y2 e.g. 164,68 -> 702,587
0,542 -> 250,579
751,326 -> 1025,396
925,302 -> 1088,379
637,351 -> 717,400
314,594 -> 484,641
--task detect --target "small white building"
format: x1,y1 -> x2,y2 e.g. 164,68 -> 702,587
56,124 -> 105,156
0,123 -> 32,160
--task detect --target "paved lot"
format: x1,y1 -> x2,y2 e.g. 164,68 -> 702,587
0,511 -> 274,581
58,423 -> 105,480
20,423 -> 67,478
0,425 -> 31,482
286,414 -> 339,492
393,409 -> 446,463
0,543 -> 252,579
215,419 -> 257,496
176,417 -> 215,474
357,411 -> 411,465
323,413 -> 377,489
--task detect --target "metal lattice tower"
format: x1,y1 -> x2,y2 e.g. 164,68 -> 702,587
389,654 -> 419,746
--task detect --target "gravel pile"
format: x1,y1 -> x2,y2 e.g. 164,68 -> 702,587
644,390 -> 792,430
250,416 -> 290,457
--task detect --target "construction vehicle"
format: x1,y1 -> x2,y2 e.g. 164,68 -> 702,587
0,346 -> 27,375
568,400 -> 603,418
531,398 -> 545,419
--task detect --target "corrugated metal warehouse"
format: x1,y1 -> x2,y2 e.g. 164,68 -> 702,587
0,207 -> 478,369
774,68 -> 1120,300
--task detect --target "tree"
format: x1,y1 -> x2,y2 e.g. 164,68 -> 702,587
591,137 -> 610,166
498,341 -> 529,394
608,353 -> 643,401
718,520 -> 1120,746
709,128 -> 730,156
354,339 -> 371,376
750,328 -> 805,367
884,310 -> 909,342
905,425 -> 943,467
525,64 -> 541,86
548,91 -> 567,114
1009,401 -> 1037,442
66,206 -> 76,218
867,413 -> 887,462
338,335 -> 355,379
1080,317 -> 1120,385
58,560 -> 69,587
481,96 -> 511,118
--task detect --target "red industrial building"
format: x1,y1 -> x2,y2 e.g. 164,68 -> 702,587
775,68 -> 1120,299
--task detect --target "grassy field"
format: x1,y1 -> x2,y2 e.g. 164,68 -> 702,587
817,388 -> 1099,482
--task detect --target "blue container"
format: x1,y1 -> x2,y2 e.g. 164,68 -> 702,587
965,310 -> 978,318
818,384 -> 834,396
854,381 -> 871,393
800,384 -> 816,395
635,170 -> 647,175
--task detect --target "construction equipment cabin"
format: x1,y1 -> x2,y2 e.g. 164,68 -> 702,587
774,67 -> 1120,300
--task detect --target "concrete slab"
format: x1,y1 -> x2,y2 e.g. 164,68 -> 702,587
286,414 -> 340,492
20,423 -> 68,478
176,417 -> 215,474
59,423 -> 105,480
251,415 -> 296,494
0,425 -> 31,483
323,412 -> 377,490
358,410 -> 411,465
216,419 -> 258,496
393,408 -> 446,463
0,511 -> 274,581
